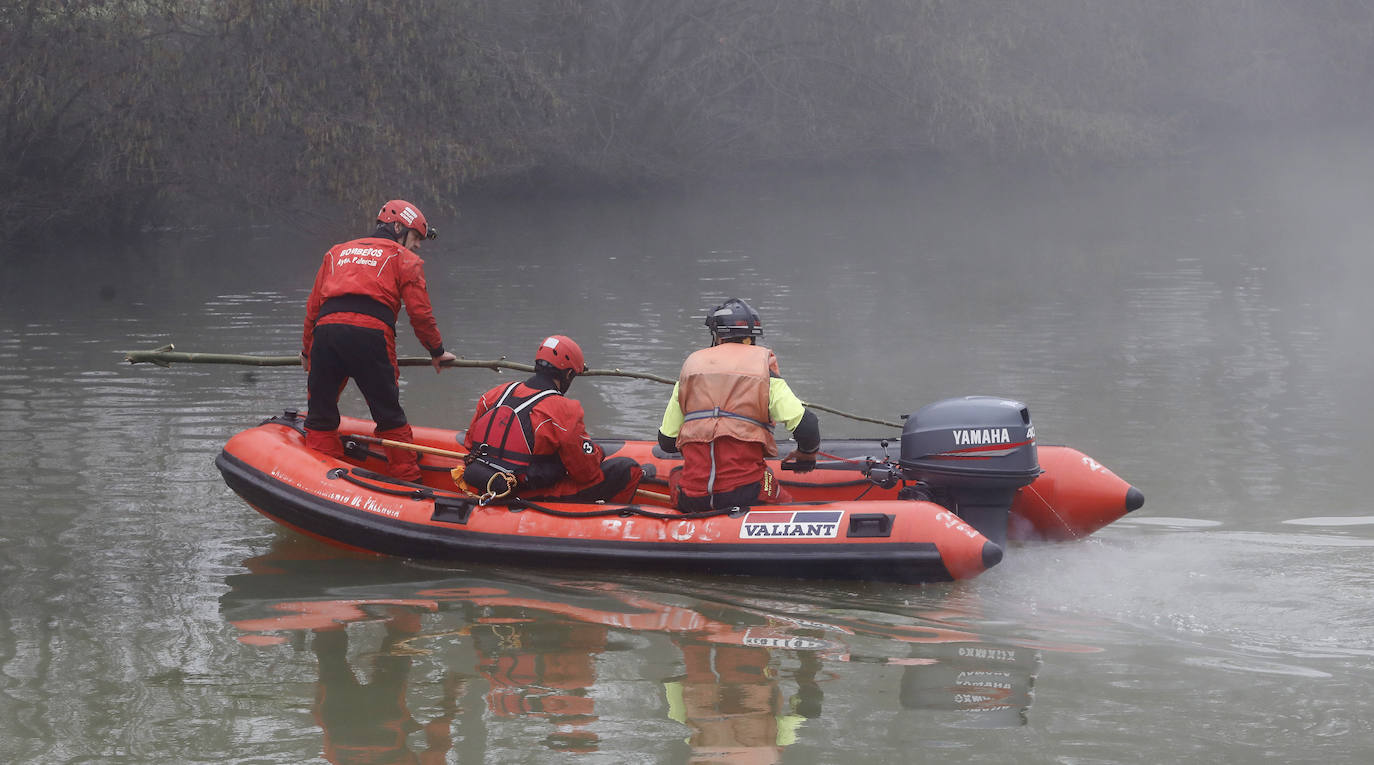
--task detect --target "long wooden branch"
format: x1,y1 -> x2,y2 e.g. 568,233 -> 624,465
121,344 -> 902,428
121,344 -> 674,381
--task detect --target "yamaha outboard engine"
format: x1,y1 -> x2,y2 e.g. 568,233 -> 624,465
898,396 -> 1041,547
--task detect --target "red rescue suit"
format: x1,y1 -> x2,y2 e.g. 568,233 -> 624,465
303,236 -> 446,365
301,236 -> 447,481
465,378 -> 640,503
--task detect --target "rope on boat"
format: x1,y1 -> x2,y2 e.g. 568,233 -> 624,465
476,470 -> 518,506
339,467 -> 740,521
318,415 -> 885,506
338,468 -> 448,500
508,498 -> 741,522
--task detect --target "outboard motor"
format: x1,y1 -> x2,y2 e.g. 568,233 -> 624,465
898,396 -> 1041,547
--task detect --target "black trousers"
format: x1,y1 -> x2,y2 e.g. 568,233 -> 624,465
676,480 -> 761,512
305,323 -> 407,432
524,456 -> 642,503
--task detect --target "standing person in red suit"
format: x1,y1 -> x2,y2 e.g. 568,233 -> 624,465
302,200 -> 457,481
657,298 -> 820,511
463,335 -> 642,503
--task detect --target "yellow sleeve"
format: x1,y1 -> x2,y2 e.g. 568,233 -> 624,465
769,377 -> 807,431
659,382 -> 684,437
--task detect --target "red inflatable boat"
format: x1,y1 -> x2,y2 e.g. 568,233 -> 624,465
216,397 -> 1142,584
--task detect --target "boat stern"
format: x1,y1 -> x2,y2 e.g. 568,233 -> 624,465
1010,446 -> 1143,541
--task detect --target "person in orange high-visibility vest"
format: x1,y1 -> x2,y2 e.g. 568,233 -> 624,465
657,298 -> 820,512
302,200 -> 457,482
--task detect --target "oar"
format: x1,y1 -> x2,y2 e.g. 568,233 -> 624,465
121,343 -> 902,428
348,435 -> 673,504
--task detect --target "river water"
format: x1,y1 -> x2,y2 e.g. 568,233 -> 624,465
3,134 -> 1372,763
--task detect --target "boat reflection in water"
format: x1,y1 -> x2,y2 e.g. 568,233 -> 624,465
310,606 -> 464,763
222,539 -> 1087,762
470,619 -> 607,753
898,640 -> 1041,728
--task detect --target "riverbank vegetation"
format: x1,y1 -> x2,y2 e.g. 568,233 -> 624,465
4,0 -> 1372,238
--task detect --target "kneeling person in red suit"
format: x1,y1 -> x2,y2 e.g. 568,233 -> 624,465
464,335 -> 642,504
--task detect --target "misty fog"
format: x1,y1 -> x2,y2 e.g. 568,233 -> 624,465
4,0 -> 1373,239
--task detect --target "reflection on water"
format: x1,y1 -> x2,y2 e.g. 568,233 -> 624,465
222,540 -> 1059,761
471,620 -> 604,754
311,612 -> 462,763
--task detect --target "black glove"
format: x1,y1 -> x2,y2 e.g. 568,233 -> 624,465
782,450 -> 817,473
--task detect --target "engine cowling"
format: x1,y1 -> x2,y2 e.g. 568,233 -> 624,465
898,396 -> 1041,546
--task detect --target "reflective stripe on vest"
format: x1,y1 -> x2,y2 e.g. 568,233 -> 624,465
681,406 -> 771,429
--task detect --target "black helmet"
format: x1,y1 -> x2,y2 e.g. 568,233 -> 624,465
704,298 -> 763,341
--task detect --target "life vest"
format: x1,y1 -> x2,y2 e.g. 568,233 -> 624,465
676,343 -> 778,457
466,382 -> 563,483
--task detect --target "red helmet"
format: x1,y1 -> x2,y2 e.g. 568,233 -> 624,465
535,335 -> 587,374
376,199 -> 436,240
